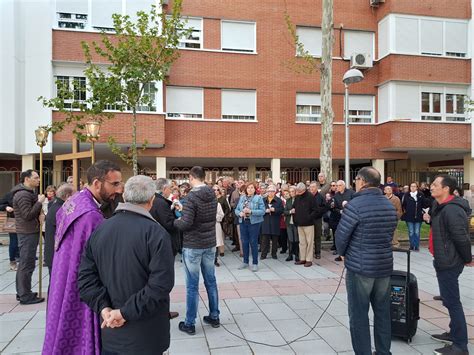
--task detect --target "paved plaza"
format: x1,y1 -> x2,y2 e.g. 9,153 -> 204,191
0,239 -> 473,355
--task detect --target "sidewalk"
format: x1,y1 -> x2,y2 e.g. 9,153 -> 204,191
0,241 -> 473,354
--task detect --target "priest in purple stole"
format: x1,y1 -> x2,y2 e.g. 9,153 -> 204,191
43,161 -> 122,355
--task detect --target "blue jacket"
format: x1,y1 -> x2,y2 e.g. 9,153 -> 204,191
235,194 -> 265,224
335,188 -> 398,278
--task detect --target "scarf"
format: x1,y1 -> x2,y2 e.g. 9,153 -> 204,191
410,191 -> 418,201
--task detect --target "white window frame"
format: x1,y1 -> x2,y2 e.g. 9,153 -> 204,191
220,20 -> 256,53
421,91 -> 443,121
178,17 -> 203,50
221,89 -> 257,121
445,94 -> 466,122
348,109 -> 373,123
55,75 -> 87,109
166,86 -> 204,119
381,14 -> 470,59
296,105 -> 321,123
56,12 -> 88,30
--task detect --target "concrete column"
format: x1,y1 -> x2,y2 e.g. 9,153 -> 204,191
372,159 -> 385,183
52,159 -> 63,186
463,154 -> 474,186
248,163 -> 256,181
156,157 -> 167,178
22,154 -> 35,171
270,158 -> 281,184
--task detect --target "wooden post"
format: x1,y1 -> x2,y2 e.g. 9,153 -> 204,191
55,138 -> 93,190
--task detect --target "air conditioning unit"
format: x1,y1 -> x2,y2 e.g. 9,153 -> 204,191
350,53 -> 373,69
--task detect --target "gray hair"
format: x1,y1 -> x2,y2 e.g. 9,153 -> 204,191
337,180 -> 345,186
155,177 -> 171,192
296,182 -> 306,191
56,183 -> 74,200
123,175 -> 156,204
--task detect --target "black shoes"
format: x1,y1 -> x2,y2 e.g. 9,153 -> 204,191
433,295 -> 443,301
285,255 -> 293,261
203,316 -> 220,328
434,344 -> 468,355
272,255 -> 277,260
334,256 -> 343,262
20,296 -> 45,305
315,254 -> 321,259
179,321 -> 196,335
260,255 -> 267,260
330,245 -> 336,251
332,250 -> 338,255
431,332 -> 453,345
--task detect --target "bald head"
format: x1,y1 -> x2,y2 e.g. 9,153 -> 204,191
357,167 -> 381,188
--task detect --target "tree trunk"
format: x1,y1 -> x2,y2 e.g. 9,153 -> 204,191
132,108 -> 138,176
320,0 -> 334,180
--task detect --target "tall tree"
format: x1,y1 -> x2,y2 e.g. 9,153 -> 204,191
319,0 -> 335,181
40,0 -> 188,175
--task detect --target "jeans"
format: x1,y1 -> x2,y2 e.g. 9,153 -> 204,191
406,222 -> 421,249
346,270 -> 392,355
182,247 -> 219,327
436,264 -> 468,352
239,221 -> 261,265
16,233 -> 39,301
9,233 -> 19,262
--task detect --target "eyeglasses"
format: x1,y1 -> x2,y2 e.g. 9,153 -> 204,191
355,177 -> 361,181
330,184 -> 336,187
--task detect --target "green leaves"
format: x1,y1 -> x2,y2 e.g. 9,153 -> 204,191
39,0 -> 187,174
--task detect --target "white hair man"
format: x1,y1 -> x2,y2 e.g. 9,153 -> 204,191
78,175 -> 175,354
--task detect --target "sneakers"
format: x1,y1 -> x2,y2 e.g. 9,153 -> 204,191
9,261 -> 17,271
251,264 -> 258,272
178,321 -> 196,335
434,344 -> 468,355
203,316 -> 220,328
431,332 -> 453,345
237,263 -> 249,270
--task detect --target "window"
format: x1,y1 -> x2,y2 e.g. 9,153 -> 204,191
222,90 -> 256,120
91,0 -> 121,31
56,0 -> 88,29
221,21 -> 256,53
420,20 -> 443,56
344,31 -> 374,59
296,93 -> 321,122
296,27 -> 322,57
55,76 -> 87,109
57,13 -> 88,29
347,95 -> 374,123
445,22 -> 468,57
178,18 -> 202,49
421,92 -> 442,121
445,94 -> 466,121
166,87 -> 203,118
137,82 -> 157,112
387,15 -> 469,58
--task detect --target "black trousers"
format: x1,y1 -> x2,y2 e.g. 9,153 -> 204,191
261,234 -> 278,257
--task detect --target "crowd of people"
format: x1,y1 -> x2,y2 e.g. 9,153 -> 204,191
0,162 -> 472,355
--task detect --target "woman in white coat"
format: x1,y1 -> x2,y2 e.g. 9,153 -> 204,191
213,185 -> 225,266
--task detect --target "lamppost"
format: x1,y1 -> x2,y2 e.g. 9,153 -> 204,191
342,68 -> 364,187
85,121 -> 101,164
35,127 -> 49,298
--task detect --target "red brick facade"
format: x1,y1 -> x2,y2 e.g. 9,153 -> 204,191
51,0 -> 472,164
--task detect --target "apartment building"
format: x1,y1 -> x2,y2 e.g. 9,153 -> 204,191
0,0 -> 472,190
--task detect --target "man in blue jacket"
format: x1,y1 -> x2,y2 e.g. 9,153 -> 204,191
336,167 -> 398,355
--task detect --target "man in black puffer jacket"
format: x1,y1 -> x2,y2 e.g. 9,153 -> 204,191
174,166 -> 219,336
336,167 -> 397,355
425,174 -> 471,355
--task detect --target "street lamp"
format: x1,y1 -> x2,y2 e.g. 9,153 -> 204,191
35,126 -> 49,298
342,68 -> 364,187
85,121 -> 101,164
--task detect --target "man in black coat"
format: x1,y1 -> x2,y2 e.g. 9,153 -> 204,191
424,175 -> 472,355
309,181 -> 328,259
336,167 -> 398,355
78,175 -> 174,355
44,183 -> 74,277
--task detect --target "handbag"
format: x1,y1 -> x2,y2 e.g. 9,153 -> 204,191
3,217 -> 16,233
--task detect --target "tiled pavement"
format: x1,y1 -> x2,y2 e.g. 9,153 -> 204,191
0,238 -> 473,355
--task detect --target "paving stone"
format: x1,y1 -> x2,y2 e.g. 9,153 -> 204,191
245,331 -> 295,354
271,318 -> 320,342
259,302 -> 299,321
168,337 -> 210,355
0,320 -> 28,343
225,298 -> 260,314
234,312 -> 274,334
290,339 -> 337,354
2,328 -> 45,354
210,345 -> 253,354
203,323 -> 246,349
316,326 -> 353,352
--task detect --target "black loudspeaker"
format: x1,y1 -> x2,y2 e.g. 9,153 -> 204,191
390,248 -> 420,343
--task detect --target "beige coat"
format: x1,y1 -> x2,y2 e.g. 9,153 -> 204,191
386,194 -> 403,220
